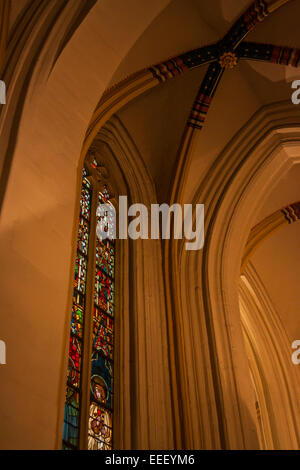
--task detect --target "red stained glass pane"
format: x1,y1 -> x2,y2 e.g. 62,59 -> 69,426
93,307 -> 113,360
68,336 -> 82,389
94,269 -> 114,315
96,241 -> 114,278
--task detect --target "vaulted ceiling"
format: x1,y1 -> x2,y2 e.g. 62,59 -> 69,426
109,0 -> 300,341
109,0 -> 300,203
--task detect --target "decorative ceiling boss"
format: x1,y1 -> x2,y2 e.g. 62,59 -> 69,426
219,51 -> 238,69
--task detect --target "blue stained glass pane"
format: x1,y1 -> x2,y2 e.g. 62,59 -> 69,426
90,352 -> 113,409
63,387 -> 80,448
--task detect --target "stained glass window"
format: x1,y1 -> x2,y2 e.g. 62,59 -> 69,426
63,168 -> 92,450
63,166 -> 115,451
88,189 -> 115,450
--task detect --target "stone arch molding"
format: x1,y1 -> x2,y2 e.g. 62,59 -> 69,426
167,102 -> 300,449
242,200 -> 300,271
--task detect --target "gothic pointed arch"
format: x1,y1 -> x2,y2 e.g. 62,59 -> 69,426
61,114 -> 175,450
169,102 -> 300,449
